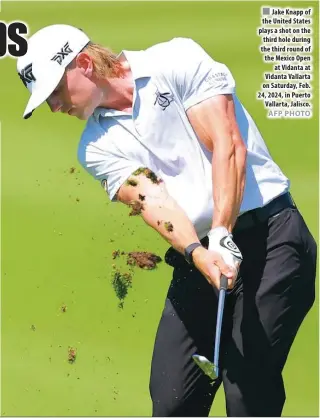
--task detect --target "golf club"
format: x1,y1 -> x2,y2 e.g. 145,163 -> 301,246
192,275 -> 228,381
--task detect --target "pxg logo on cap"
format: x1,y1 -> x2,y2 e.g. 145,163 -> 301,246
51,42 -> 73,65
19,63 -> 36,86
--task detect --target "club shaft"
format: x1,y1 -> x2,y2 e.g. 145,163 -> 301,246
213,276 -> 228,375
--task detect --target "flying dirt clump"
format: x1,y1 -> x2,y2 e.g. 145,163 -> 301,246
164,221 -> 174,232
128,200 -> 145,216
68,347 -> 77,364
126,252 -> 162,270
126,178 -> 138,187
112,250 -> 120,259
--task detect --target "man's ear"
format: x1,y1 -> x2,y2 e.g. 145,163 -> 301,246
75,52 -> 93,78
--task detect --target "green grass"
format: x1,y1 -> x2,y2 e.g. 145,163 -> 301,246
0,1 -> 319,416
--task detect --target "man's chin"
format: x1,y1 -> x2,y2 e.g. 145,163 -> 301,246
74,108 -> 94,121
75,113 -> 90,121
68,111 -> 90,121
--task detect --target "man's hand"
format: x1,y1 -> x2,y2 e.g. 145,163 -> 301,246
192,246 -> 235,289
207,226 -> 243,289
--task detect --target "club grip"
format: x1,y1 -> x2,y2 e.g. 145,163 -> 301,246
220,275 -> 228,290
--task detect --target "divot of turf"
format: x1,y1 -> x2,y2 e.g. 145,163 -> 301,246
111,270 -> 133,308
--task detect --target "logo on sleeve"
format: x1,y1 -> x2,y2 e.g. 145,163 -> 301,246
205,71 -> 228,86
154,90 -> 173,110
220,236 -> 242,260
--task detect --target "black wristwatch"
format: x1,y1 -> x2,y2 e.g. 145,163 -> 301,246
184,243 -> 202,264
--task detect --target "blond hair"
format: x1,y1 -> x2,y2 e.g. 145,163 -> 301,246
81,42 -> 122,78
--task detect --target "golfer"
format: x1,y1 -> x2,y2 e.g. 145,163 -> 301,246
17,24 -> 317,417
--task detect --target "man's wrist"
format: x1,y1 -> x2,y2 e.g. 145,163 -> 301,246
184,242 -> 202,264
189,245 -> 205,265
208,226 -> 231,240
211,218 -> 235,233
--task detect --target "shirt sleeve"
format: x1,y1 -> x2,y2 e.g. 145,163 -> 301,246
168,38 -> 236,111
78,139 -> 143,202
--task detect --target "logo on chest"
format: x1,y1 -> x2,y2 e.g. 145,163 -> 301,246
154,90 -> 174,110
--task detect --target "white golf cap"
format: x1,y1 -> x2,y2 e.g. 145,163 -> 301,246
17,24 -> 90,119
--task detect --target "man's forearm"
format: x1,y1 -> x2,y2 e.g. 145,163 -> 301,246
211,137 -> 246,232
117,170 -> 201,255
140,194 -> 200,255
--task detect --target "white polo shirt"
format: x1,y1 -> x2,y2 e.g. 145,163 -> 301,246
78,37 -> 289,240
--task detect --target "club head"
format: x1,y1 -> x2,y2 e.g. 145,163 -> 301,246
192,354 -> 219,380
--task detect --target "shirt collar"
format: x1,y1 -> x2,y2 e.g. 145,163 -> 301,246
120,50 -> 151,80
93,49 -> 151,121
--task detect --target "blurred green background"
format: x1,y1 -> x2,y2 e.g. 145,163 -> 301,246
0,1 -> 318,416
